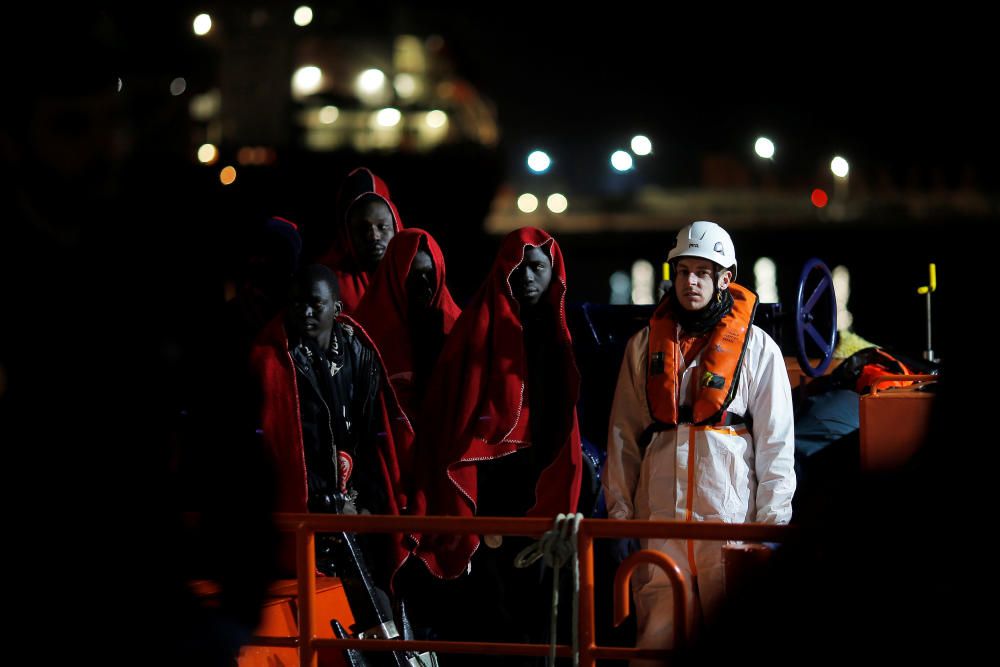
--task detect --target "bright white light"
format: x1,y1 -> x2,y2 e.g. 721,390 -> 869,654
376,107 -> 402,127
754,137 -> 775,159
631,260 -> 655,305
319,105 -> 339,124
753,257 -> 779,303
426,110 -> 447,129
193,14 -> 212,36
197,143 -> 218,164
358,69 -> 386,94
292,66 -> 323,97
116,77 -> 123,93
611,150 -> 633,171
395,73 -> 417,98
547,193 -> 568,213
833,265 -> 853,331
169,77 -> 187,96
831,156 -> 850,178
631,135 -> 652,156
517,194 -> 539,213
293,6 -> 313,26
527,150 -> 551,173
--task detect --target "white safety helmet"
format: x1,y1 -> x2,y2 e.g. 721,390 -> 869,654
667,220 -> 737,280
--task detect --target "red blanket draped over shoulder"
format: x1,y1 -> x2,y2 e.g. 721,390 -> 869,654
353,228 -> 461,422
408,227 -> 582,579
250,312 -> 414,577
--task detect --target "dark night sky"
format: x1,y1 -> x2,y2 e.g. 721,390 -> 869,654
12,4 -> 996,190
441,4 -> 997,190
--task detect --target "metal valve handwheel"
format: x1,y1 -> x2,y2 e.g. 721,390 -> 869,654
795,258 -> 837,377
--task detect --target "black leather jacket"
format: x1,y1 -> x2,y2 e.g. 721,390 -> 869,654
290,321 -> 385,515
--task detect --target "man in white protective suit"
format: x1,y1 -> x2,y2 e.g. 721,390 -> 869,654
603,220 -> 795,665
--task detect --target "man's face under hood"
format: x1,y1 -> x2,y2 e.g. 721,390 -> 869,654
407,248 -> 436,312
511,245 -> 553,308
347,197 -> 395,271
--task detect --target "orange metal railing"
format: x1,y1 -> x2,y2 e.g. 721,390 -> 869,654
614,549 -> 688,649
249,514 -> 792,667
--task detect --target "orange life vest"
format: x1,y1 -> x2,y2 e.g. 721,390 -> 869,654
856,350 -> 914,393
646,283 -> 758,425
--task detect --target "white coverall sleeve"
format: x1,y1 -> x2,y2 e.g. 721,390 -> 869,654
747,330 -> 796,524
603,330 -> 651,521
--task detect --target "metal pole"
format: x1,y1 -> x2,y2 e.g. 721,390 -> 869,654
298,524 -> 317,667
578,529 -> 596,667
918,263 -> 937,362
924,290 -> 934,362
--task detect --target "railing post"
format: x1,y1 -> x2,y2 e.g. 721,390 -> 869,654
297,523 -> 317,667
614,549 -> 688,650
578,525 -> 597,667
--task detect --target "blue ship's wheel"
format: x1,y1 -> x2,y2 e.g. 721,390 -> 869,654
795,259 -> 837,377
